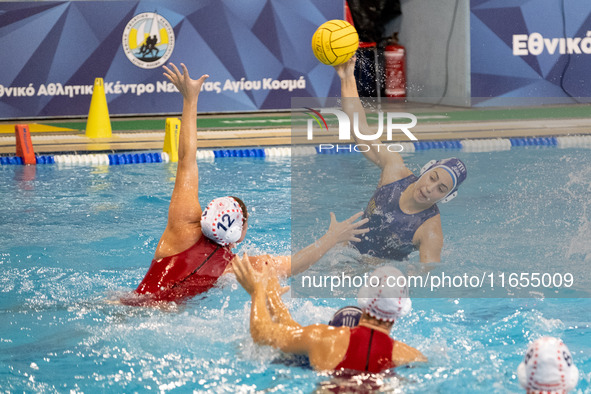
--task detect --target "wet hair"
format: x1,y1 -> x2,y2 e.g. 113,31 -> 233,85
229,196 -> 248,220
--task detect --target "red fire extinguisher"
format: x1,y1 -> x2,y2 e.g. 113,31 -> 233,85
384,42 -> 406,97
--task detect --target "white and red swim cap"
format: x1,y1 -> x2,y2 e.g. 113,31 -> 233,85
517,336 -> 579,393
357,266 -> 411,323
201,197 -> 245,246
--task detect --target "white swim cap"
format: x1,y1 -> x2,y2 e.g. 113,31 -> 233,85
201,197 -> 245,246
517,337 -> 579,393
357,266 -> 411,322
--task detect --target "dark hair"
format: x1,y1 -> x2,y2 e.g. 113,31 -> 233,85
229,196 -> 248,220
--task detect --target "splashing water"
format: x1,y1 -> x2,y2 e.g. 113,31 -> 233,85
0,150 -> 589,392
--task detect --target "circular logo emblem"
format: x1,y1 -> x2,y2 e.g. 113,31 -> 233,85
122,12 -> 175,69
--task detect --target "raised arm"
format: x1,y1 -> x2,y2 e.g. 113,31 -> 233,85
334,57 -> 411,185
231,253 -> 297,325
232,254 -> 348,369
232,254 -> 311,352
155,63 -> 209,259
265,275 -> 300,329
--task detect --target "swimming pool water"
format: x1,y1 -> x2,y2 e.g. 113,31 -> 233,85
0,148 -> 589,392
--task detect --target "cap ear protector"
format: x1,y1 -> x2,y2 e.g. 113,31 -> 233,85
437,191 -> 457,204
419,160 -> 458,203
419,160 -> 437,176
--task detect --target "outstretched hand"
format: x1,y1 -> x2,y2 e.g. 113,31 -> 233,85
232,253 -> 269,295
326,211 -> 369,244
162,62 -> 209,101
333,55 -> 357,80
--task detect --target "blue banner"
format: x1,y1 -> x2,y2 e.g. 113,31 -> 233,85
471,0 -> 591,105
0,0 -> 343,119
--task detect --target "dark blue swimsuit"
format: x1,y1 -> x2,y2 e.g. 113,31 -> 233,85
355,174 -> 439,260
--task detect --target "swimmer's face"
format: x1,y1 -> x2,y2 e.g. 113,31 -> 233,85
414,168 -> 453,204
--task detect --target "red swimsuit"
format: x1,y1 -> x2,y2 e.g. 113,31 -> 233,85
121,236 -> 234,305
335,326 -> 396,373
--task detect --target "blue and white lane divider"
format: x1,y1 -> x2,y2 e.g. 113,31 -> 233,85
2,135 -> 591,165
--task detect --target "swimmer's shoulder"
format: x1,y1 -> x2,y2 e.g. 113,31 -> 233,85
414,214 -> 442,242
379,164 -> 414,187
306,324 -> 350,370
392,340 -> 428,365
154,225 -> 203,260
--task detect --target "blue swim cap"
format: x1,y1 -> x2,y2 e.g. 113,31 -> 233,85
420,157 -> 467,203
328,306 -> 362,327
